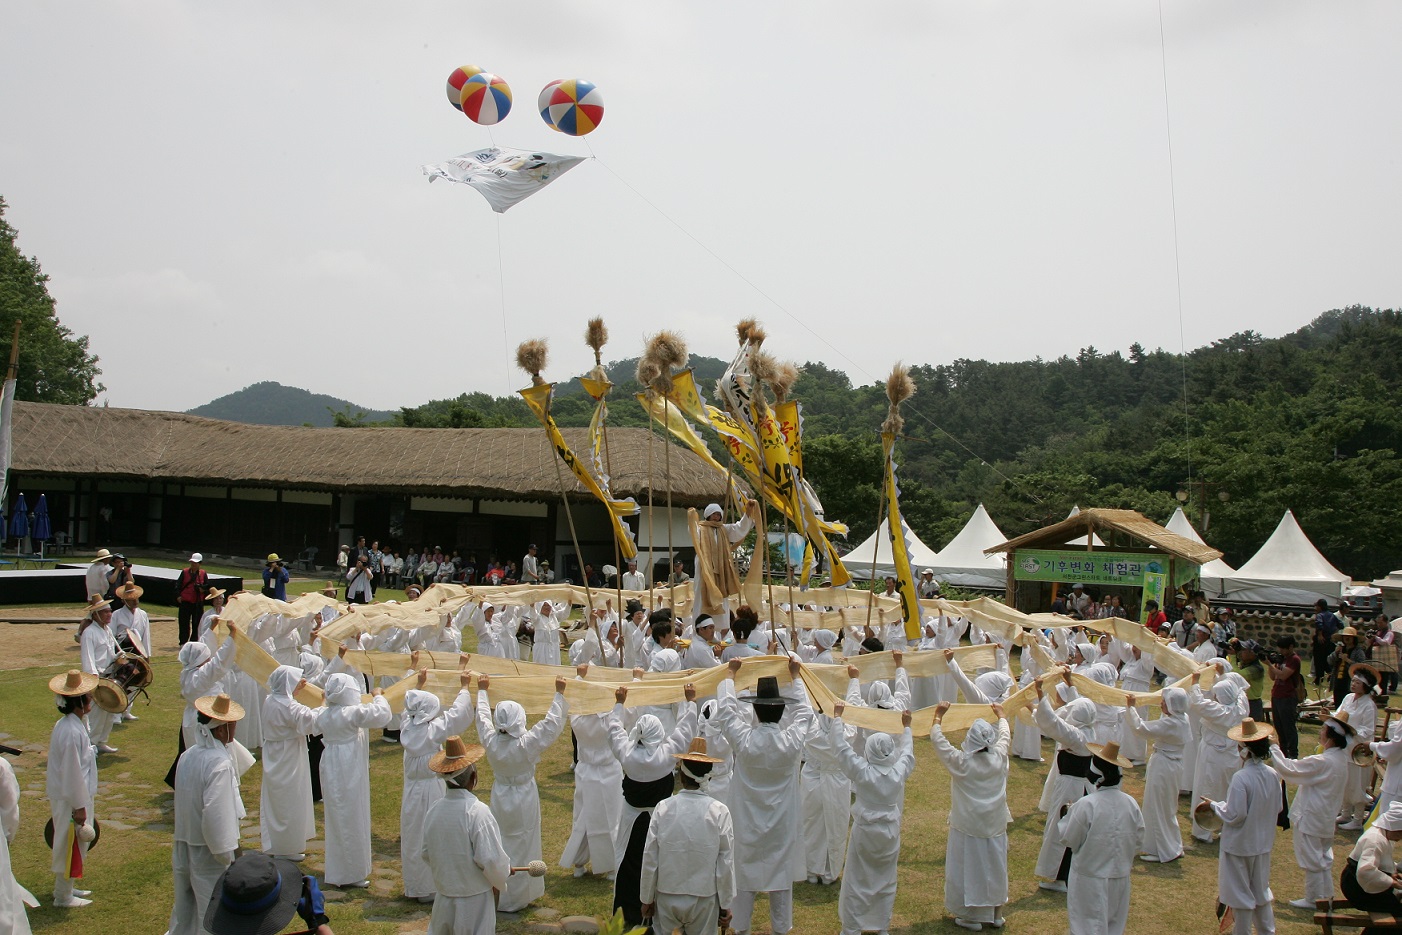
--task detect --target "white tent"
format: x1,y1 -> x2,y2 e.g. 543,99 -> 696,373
928,503 -> 1009,590
1211,509 -> 1351,605
1064,505 -> 1105,547
1164,507 -> 1237,593
842,518 -> 941,581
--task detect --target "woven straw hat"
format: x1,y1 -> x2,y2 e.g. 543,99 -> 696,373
116,583 -> 144,601
1226,718 -> 1277,743
429,736 -> 485,774
194,693 -> 246,722
1087,741 -> 1133,770
266,553 -> 281,563
49,669 -> 98,696
206,587 -> 226,601
92,548 -> 113,562
672,737 -> 724,764
83,594 -> 109,614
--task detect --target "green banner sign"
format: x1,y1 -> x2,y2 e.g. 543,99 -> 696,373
1013,549 -> 1172,587
1140,571 -> 1167,623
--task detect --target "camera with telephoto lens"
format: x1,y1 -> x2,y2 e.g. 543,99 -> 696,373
1266,651 -> 1285,665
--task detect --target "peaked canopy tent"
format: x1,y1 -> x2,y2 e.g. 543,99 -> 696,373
926,504 -> 1008,590
1209,509 -> 1352,605
1164,507 -> 1237,592
986,507 -> 1223,615
842,518 -> 941,582
1063,505 -> 1105,547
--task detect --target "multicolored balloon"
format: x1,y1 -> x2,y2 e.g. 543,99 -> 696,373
445,65 -> 483,112
541,79 -> 604,136
459,73 -> 513,125
537,79 -> 565,131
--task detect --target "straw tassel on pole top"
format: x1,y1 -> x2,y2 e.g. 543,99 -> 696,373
643,330 -> 689,612
585,317 -> 609,379
585,317 -> 624,639
516,339 -> 548,387
882,363 -> 915,436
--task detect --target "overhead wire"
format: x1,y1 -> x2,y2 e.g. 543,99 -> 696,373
1157,0 -> 1193,489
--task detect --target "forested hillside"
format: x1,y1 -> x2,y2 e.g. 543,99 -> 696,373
328,306 -> 1402,579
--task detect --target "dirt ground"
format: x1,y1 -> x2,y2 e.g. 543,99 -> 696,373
0,614 -> 179,671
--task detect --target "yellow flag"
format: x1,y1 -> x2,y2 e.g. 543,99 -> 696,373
881,432 -> 923,639
520,382 -> 638,560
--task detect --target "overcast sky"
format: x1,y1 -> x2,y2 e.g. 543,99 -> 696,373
1,2 -> 1398,414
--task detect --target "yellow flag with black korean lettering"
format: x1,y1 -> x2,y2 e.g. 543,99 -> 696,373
882,432 -> 922,639
520,382 -> 638,560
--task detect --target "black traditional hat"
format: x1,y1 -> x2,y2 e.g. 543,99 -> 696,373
739,675 -> 796,707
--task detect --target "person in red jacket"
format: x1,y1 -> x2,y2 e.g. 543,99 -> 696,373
176,553 -> 209,646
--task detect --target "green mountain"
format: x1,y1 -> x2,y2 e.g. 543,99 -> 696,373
188,381 -> 396,427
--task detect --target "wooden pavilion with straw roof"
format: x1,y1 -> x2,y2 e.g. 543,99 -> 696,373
5,401 -> 724,577
984,507 -> 1224,616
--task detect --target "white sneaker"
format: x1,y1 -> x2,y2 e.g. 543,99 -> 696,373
1288,897 -> 1316,909
990,918 -> 1006,929
54,896 -> 92,908
954,919 -> 983,931
95,743 -> 119,754
1340,820 -> 1364,830
1139,854 -> 1162,862
73,889 -> 92,897
574,866 -> 587,878
122,712 -> 138,721
1038,880 -> 1067,893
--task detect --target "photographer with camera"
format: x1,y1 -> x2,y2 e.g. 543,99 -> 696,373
263,553 -> 290,601
206,852 -> 335,934
1267,635 -> 1305,758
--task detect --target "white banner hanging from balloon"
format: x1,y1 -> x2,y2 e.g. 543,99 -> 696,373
422,147 -> 585,214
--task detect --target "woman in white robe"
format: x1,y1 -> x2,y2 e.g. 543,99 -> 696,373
931,707 -> 1011,930
259,665 -> 320,859
529,600 -> 568,666
1123,686 -> 1191,862
1189,676 -> 1248,842
1011,635 -> 1047,762
473,674 -> 568,912
1116,647 -> 1156,764
830,705 -> 917,935
399,677 -> 475,900
1085,663 -> 1123,745
225,614 -> 274,751
932,615 -> 970,704
640,649 -> 684,735
560,664 -> 624,878
0,754 -> 33,934
697,698 -> 734,813
802,705 -> 854,885
176,634 -> 237,750
1335,667 -> 1379,828
315,671 -> 392,886
1032,677 -> 1098,891
1271,717 -> 1350,907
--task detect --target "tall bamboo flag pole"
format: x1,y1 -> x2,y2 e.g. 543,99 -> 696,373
771,359 -> 801,645
643,331 -> 688,617
516,340 -> 595,614
636,355 -> 661,614
585,317 -> 624,656
0,321 -> 21,522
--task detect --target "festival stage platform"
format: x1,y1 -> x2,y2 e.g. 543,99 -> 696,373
0,563 -> 244,607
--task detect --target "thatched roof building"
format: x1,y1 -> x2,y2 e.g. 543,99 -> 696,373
7,402 -> 727,575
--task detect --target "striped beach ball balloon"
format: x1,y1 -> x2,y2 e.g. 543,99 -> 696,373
538,79 -> 565,131
445,65 -> 483,112
459,72 -> 513,125
542,78 -> 604,136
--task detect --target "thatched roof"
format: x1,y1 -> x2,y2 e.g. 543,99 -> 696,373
10,402 -> 728,504
985,507 -> 1223,565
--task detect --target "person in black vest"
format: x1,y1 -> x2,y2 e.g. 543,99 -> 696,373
175,553 -> 209,646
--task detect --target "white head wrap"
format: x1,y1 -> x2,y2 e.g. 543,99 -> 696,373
1375,801 -> 1402,832
1211,680 -> 1241,706
865,732 -> 898,766
1075,642 -> 1100,665
324,672 -> 362,706
704,502 -> 723,519
1224,672 -> 1250,694
867,681 -> 896,709
1061,697 -> 1097,730
404,689 -> 442,726
974,671 -> 1014,702
1087,662 -> 1118,686
268,665 -> 301,697
628,713 -> 665,750
493,699 -> 527,738
1209,656 -> 1234,674
568,638 -> 594,667
963,718 -> 998,754
299,651 -> 325,681
812,629 -> 839,651
649,648 -> 682,673
179,641 -> 212,670
700,699 -> 718,721
677,758 -> 712,791
1160,686 -> 1188,717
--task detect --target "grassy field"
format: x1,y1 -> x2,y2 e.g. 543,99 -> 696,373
0,586 -> 1343,934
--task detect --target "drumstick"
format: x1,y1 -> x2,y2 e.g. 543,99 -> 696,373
509,861 -> 548,876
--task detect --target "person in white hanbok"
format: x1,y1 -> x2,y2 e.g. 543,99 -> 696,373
801,699 -> 854,885
259,665 -> 320,859
1116,646 -> 1156,764
716,658 -> 811,935
528,600 -> 568,665
560,664 -> 625,879
1085,663 -> 1123,744
1272,714 -> 1350,908
421,738 -> 510,935
697,698 -> 734,813
1369,717 -> 1402,816
168,693 -> 247,935
399,674 -> 476,901
607,685 -> 699,928
410,614 -> 462,658
78,602 -> 120,752
1336,666 -> 1380,829
1054,742 -> 1144,935
224,614 -> 275,751
315,670 -> 392,887
828,702 -> 917,935
931,704 -> 1011,931
1123,687 -> 1192,862
0,751 -> 34,935
46,670 -> 100,908
682,616 -> 723,669
1205,719 -> 1279,935
459,602 -> 518,659
1189,674 -> 1248,842
473,673 -> 568,912
165,630 -> 239,788
1032,674 -> 1098,892
1011,634 -> 1047,762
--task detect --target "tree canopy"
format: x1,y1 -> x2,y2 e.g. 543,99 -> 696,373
0,196 -> 103,404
